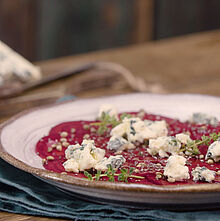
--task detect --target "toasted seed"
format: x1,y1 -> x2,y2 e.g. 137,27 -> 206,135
216,170 -> 220,175
185,131 -> 191,136
62,142 -> 70,147
46,156 -> 54,160
90,127 -> 96,133
71,128 -> 76,133
115,150 -> 122,155
167,178 -> 175,183
83,134 -> 90,139
156,174 -> 162,180
199,154 -> 204,159
60,131 -> 68,137
56,145 -> 62,151
155,163 -> 162,167
83,124 -> 90,130
60,138 -> 67,142
61,172 -> 67,175
156,172 -> 162,175
51,144 -> 56,148
42,159 -> 47,164
137,163 -> 146,168
47,147 -> 53,152
207,159 -> 214,164
134,169 -> 140,173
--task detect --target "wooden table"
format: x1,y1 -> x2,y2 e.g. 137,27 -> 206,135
0,30 -> 220,220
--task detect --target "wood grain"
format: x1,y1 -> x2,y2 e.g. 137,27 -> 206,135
0,30 -> 220,220
133,0 -> 154,42
36,29 -> 220,97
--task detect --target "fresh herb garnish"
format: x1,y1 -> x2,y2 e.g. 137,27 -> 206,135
95,170 -> 101,181
91,112 -> 132,135
181,132 -> 220,155
120,113 -> 132,121
118,167 -> 135,182
84,165 -> 144,182
84,171 -> 93,180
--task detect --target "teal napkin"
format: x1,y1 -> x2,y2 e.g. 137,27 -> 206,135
1,158 -> 220,221
1,95 -> 220,220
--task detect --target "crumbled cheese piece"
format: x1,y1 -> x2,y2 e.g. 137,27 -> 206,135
175,133 -> 192,145
110,122 -> 127,138
63,140 -> 105,173
144,120 -> 168,139
189,113 -> 218,126
163,155 -> 190,182
94,155 -> 126,171
205,140 -> 220,162
147,136 -> 181,158
111,117 -> 168,143
0,40 -> 41,86
107,136 -> 135,152
98,104 -> 118,118
65,144 -> 81,159
63,159 -> 79,173
191,167 -> 215,182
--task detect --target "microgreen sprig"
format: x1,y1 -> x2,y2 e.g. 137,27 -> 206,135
118,167 -> 135,182
91,112 -> 132,135
84,165 -> 144,182
120,113 -> 132,121
181,132 -> 220,155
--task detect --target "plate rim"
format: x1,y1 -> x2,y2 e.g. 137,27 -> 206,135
1,93 -> 220,193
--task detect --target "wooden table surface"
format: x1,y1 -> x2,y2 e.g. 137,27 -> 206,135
0,30 -> 220,220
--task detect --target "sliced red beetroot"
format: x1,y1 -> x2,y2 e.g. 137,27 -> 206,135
36,112 -> 220,185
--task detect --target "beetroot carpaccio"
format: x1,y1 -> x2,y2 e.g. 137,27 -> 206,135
35,111 -> 220,185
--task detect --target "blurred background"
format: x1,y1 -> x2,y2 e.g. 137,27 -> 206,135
0,0 -> 220,62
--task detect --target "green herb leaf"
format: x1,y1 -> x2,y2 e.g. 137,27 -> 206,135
90,112 -> 134,135
86,166 -> 145,183
91,112 -> 120,135
129,167 -> 135,175
120,113 -> 132,121
185,132 -> 220,155
84,171 -> 93,180
120,168 -> 127,174
118,173 -> 124,181
95,171 -> 101,181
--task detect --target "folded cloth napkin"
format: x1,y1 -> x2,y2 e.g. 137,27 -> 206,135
1,96 -> 220,220
2,159 -> 220,221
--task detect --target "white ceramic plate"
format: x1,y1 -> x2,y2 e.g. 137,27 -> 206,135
1,93 -> 220,210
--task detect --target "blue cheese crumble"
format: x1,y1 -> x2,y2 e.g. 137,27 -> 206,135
175,133 -> 192,145
63,140 -> 105,173
163,155 -> 190,182
0,40 -> 41,86
107,136 -> 135,152
147,133 -> 192,158
189,113 -> 218,126
205,140 -> 220,162
94,155 -> 126,171
191,167 -> 215,182
63,140 -> 126,173
110,117 -> 168,143
148,136 -> 181,158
